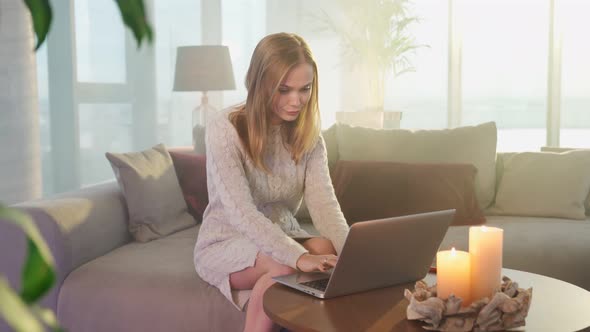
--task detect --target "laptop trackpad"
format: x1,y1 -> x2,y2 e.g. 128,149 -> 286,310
295,271 -> 331,283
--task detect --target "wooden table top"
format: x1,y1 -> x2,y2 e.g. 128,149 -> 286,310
263,268 -> 590,332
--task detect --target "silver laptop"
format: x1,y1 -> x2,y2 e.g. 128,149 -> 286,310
272,209 -> 455,298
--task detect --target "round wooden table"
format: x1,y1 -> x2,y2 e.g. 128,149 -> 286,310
263,268 -> 590,332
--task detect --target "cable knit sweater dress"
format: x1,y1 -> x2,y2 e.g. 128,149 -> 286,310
194,107 -> 350,310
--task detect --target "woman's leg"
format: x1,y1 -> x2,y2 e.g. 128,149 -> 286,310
230,253 -> 296,332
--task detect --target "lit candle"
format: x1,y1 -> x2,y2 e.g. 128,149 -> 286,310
469,225 -> 503,301
436,247 -> 471,306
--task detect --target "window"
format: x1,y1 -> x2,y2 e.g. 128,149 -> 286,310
155,0 -> 202,146
459,0 -> 549,152
558,0 -> 590,148
75,0 -> 126,83
36,44 -> 53,196
222,0 -> 266,106
388,0 -> 449,129
78,104 -> 133,186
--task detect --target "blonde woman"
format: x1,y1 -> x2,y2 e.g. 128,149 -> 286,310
194,33 -> 350,332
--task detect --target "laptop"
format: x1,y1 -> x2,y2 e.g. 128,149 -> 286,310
272,209 -> 455,299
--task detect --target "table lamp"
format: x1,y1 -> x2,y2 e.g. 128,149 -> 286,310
173,45 -> 236,130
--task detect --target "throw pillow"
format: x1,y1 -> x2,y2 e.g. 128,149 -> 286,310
541,146 -> 590,215
332,160 -> 486,226
105,144 -> 196,242
335,122 -> 497,209
168,150 -> 208,222
490,150 -> 590,220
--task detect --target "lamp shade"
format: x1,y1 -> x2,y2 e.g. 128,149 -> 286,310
173,45 -> 236,92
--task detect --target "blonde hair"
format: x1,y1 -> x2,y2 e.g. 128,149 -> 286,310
230,32 -> 321,172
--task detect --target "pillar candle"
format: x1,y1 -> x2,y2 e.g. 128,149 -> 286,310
436,247 -> 471,306
469,225 -> 503,301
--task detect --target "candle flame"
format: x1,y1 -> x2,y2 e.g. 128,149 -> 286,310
482,225 -> 488,232
451,247 -> 456,255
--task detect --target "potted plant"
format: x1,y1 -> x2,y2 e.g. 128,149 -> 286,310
314,0 -> 426,128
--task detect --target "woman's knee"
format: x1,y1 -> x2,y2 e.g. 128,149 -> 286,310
257,253 -> 296,277
302,237 -> 336,255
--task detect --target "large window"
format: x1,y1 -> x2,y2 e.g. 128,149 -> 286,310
558,0 -> 590,148
155,0 -> 202,147
459,0 -> 549,152
222,0 -> 266,107
300,1 -> 343,128
31,0 -> 590,198
75,0 -> 126,83
79,104 -> 133,185
388,0 -> 448,129
73,0 -> 136,188
36,44 -> 53,196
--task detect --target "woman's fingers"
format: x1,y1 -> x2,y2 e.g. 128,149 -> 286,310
318,255 -> 337,271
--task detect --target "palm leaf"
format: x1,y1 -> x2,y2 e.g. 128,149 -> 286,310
0,205 -> 64,331
22,0 -> 154,51
114,0 -> 154,47
0,205 -> 55,304
23,0 -> 52,51
310,0 -> 426,75
0,277 -> 44,332
31,305 -> 65,332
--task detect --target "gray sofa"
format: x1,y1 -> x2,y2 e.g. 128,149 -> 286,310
2,122 -> 590,332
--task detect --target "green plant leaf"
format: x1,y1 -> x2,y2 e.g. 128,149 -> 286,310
114,0 -> 154,47
0,277 -> 44,332
23,0 -> 53,51
31,305 -> 65,332
0,205 -> 56,304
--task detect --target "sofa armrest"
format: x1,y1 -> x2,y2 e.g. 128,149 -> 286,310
0,181 -> 131,312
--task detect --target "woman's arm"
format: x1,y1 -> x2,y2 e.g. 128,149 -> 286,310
206,114 -> 307,268
303,136 -> 350,255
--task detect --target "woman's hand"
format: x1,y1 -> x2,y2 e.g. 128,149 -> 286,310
296,253 -> 338,272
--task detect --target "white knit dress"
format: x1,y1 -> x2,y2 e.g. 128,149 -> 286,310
194,107 -> 349,310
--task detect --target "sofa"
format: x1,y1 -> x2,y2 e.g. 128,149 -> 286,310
2,121 -> 590,332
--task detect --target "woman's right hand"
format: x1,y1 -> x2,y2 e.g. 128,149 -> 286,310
296,253 -> 338,272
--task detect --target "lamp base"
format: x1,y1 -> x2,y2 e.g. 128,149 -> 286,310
192,103 -> 218,128
192,92 -> 218,149
192,90 -> 219,127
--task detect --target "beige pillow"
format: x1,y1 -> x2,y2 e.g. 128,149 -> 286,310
106,144 -> 196,242
336,122 -> 498,209
541,146 -> 590,214
491,151 -> 590,220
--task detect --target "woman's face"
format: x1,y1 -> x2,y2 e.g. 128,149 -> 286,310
271,63 -> 314,125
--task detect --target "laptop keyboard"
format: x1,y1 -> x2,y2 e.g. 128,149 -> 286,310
300,278 -> 329,291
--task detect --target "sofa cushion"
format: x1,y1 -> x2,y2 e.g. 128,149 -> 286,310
332,160 -> 485,226
490,151 -> 590,219
57,226 -> 245,332
335,122 -> 497,209
169,151 -> 208,223
105,144 -> 196,242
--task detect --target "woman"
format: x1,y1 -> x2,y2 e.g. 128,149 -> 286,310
194,32 -> 349,332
